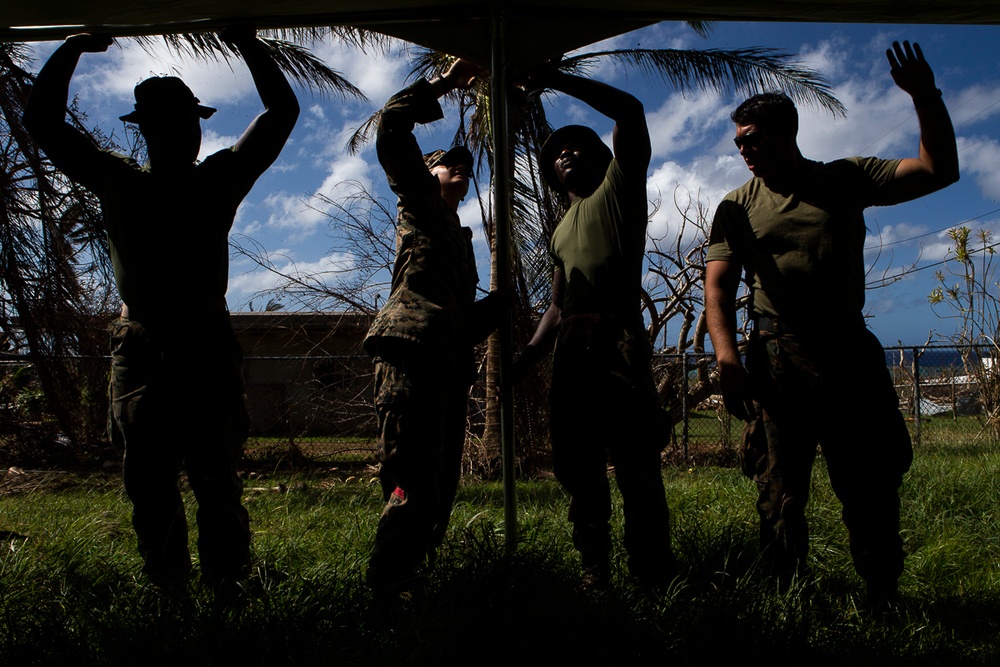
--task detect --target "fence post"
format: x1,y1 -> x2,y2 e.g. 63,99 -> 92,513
682,351 -> 689,459
911,346 -> 922,447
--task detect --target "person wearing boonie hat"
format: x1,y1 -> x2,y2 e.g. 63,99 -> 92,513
364,58 -> 502,601
512,64 -> 676,591
23,28 -> 300,587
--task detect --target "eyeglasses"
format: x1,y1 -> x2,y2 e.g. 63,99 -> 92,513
734,131 -> 767,150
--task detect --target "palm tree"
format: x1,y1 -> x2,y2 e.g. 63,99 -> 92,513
346,25 -> 846,472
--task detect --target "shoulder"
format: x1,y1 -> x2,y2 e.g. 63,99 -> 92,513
591,158 -> 645,205
199,147 -> 239,168
196,146 -> 258,186
719,177 -> 757,208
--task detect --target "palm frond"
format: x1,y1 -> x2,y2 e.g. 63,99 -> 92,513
683,21 -> 716,39
564,47 -> 845,116
346,109 -> 382,155
131,34 -> 367,101
260,26 -> 392,54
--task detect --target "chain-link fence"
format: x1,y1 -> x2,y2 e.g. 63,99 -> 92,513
239,344 -> 999,465
0,344 -> 996,470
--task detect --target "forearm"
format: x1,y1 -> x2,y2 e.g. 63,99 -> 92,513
705,261 -> 743,369
525,303 -> 560,354
913,92 -> 959,187
547,70 -> 650,169
547,71 -> 644,125
23,37 -> 109,184
23,40 -> 84,134
376,80 -> 443,196
511,303 -> 560,381
238,37 -> 298,116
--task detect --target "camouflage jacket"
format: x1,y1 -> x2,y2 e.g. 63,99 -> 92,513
363,80 -> 494,379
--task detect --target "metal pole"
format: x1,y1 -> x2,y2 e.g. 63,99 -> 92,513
491,8 -> 517,552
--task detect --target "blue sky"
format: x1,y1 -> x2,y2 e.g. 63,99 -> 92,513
30,21 -> 1000,347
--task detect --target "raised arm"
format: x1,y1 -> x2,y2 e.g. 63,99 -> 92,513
528,65 -> 650,177
376,58 -> 481,199
429,58 -> 482,100
223,29 -> 300,175
705,259 -> 753,422
884,40 -> 960,202
22,34 -> 114,189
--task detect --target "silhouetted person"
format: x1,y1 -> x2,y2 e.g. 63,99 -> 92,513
23,30 -> 300,586
705,41 -> 958,609
513,65 -> 675,589
363,59 -> 500,598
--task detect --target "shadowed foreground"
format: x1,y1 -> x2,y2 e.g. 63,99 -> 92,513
0,440 -> 998,665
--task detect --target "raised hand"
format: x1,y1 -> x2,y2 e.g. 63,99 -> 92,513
442,58 -> 483,90
886,40 -> 938,98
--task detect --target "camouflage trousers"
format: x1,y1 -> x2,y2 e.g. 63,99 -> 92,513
550,314 -> 674,583
744,325 -> 912,587
109,314 -> 250,584
367,354 -> 470,592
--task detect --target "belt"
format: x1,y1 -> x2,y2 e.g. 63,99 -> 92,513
121,297 -> 229,323
754,314 -> 866,336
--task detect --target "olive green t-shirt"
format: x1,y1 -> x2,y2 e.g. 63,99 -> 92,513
706,156 -> 901,324
549,158 -> 648,323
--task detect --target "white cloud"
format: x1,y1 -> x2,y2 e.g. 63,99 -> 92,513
73,40 -> 256,114
315,154 -> 375,198
646,90 -> 731,158
646,153 -> 746,241
948,83 -> 1000,129
310,38 -> 410,106
957,135 -> 1000,199
228,250 -> 358,299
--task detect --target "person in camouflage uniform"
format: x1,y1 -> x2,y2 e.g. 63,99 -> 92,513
705,41 -> 959,608
513,65 -> 675,589
23,29 -> 299,586
364,59 -> 500,596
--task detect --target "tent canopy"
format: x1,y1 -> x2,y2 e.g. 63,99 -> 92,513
3,1 -> 1000,64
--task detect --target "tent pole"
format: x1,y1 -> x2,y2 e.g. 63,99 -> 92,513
491,7 -> 517,553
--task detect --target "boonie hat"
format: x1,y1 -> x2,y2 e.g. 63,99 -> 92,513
119,77 -> 217,123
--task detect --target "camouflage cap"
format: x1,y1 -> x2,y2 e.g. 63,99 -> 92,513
119,76 -> 217,123
423,145 -> 474,172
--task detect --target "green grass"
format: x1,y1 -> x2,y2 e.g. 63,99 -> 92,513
1,438 -> 998,665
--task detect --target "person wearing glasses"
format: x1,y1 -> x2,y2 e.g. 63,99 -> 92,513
705,41 -> 959,610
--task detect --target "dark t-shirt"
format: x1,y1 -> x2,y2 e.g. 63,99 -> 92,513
707,156 -> 901,323
63,148 -> 257,312
549,158 -> 648,324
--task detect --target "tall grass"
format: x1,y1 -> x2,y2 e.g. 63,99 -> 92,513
0,436 -> 998,665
